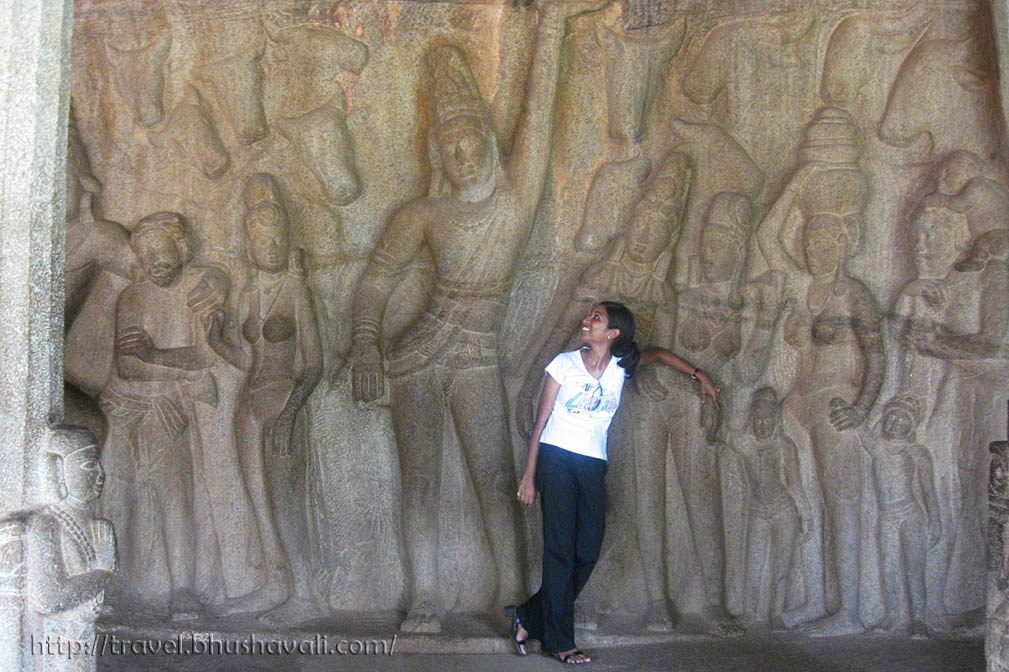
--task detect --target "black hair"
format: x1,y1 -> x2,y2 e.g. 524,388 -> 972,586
600,300 -> 640,378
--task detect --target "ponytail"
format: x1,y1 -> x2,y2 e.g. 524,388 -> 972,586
600,301 -> 639,378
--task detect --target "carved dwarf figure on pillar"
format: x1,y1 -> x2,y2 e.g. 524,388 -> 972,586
346,0 -> 605,632
25,426 -> 117,672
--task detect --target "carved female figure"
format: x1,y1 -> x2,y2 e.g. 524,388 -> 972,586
781,212 -> 884,636
345,0 -> 604,632
25,427 -> 116,672
208,173 -> 323,623
757,107 -> 885,636
659,191 -> 778,634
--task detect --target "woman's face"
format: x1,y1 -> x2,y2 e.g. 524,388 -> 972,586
580,304 -> 617,346
803,215 -> 845,277
700,227 -> 740,284
245,206 -> 289,273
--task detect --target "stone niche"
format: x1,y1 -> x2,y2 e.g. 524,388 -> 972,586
65,0 -> 1009,642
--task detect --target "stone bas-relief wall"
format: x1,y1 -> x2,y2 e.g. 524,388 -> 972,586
66,0 -> 1009,638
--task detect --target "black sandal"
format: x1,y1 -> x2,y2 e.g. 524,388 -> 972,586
560,650 -> 591,664
504,605 -> 527,656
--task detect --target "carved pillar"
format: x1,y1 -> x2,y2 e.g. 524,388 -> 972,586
0,0 -> 73,670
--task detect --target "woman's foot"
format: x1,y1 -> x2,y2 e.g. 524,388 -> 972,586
505,606 -> 528,656
558,648 -> 591,664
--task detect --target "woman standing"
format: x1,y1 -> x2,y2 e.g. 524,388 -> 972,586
508,301 -> 719,664
207,173 -> 323,622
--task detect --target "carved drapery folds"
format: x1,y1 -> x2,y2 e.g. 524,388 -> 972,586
68,0 -> 1008,639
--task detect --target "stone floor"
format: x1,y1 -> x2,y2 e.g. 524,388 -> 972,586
86,611 -> 984,672
92,634 -> 984,672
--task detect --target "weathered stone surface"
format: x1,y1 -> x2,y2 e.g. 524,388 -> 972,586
50,0 -> 1009,659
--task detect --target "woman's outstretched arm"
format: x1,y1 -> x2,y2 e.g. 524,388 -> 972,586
640,347 -> 720,407
518,374 -> 561,507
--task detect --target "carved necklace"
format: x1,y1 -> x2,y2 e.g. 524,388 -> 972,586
49,502 -> 96,566
443,189 -> 503,232
256,271 -> 285,321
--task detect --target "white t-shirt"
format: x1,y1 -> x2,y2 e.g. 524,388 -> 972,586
539,349 -> 627,461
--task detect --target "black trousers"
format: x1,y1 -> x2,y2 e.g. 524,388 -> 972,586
517,443 -> 607,653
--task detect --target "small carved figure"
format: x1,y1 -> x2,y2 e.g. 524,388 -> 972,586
728,387 -> 807,628
99,212 -> 220,619
852,395 -> 938,637
345,0 -> 605,633
207,174 -> 323,624
25,426 -> 116,672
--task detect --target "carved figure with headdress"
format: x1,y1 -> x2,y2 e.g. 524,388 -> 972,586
98,211 -> 223,620
24,426 -> 116,672
892,186 -> 1009,626
205,173 -> 323,625
344,0 -> 608,632
757,106 -> 886,636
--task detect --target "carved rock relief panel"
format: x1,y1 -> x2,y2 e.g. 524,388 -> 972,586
68,0 -> 1009,634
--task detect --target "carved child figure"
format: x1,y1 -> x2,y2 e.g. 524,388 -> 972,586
25,426 -> 117,672
852,395 -> 939,636
730,387 -> 807,628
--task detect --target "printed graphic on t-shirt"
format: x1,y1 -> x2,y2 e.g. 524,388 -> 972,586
564,381 -> 619,416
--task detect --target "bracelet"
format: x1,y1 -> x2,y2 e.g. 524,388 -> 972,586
690,367 -> 699,381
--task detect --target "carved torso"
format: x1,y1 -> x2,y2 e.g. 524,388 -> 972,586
677,284 -> 743,374
241,270 -> 305,387
739,438 -> 795,517
867,439 -> 923,515
421,186 -> 524,331
387,185 -> 526,375
787,278 -> 871,397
